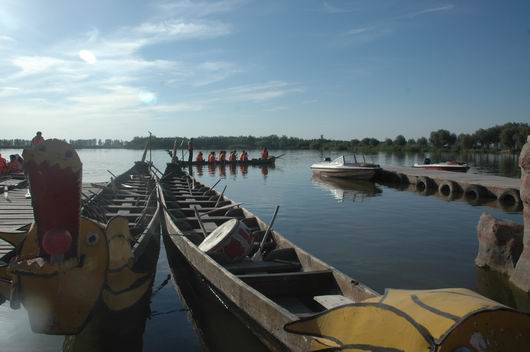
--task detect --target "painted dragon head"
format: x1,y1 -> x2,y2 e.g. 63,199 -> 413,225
1,140 -> 151,334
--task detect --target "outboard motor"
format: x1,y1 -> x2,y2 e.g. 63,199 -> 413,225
324,157 -> 331,162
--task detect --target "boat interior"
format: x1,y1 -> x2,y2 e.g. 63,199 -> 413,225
160,165 -> 377,318
82,161 -> 159,259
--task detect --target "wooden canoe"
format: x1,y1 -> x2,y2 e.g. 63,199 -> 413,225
159,163 -> 378,351
160,163 -> 530,351
175,157 -> 276,167
0,140 -> 161,336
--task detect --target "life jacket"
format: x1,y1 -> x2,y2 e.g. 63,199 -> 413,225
196,153 -> 204,162
32,136 -> 44,145
240,152 -> 248,161
0,157 -> 7,172
261,149 -> 269,159
8,161 -> 21,172
208,154 -> 216,163
229,153 -> 236,162
219,152 -> 226,162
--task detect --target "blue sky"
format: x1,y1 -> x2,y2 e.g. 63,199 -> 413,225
0,0 -> 529,140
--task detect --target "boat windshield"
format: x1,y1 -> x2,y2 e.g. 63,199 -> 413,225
331,156 -> 346,164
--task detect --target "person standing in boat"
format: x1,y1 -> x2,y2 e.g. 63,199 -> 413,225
187,138 -> 194,163
261,147 -> 269,160
219,150 -> 226,162
208,151 -> 216,163
196,151 -> 204,163
229,150 -> 237,163
239,150 -> 248,162
31,131 -> 44,146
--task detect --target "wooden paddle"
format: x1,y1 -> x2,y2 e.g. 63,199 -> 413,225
252,205 -> 280,261
274,153 -> 286,159
214,185 -> 227,208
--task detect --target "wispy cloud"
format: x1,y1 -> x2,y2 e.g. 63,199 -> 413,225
321,1 -> 357,14
0,0 -> 301,138
397,4 -> 454,19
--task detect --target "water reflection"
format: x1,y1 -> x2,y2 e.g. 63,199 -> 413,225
187,163 -> 274,179
164,238 -> 268,352
312,176 -> 382,202
63,284 -> 153,352
475,267 -> 530,313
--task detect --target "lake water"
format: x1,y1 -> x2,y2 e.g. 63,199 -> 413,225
0,148 -> 527,351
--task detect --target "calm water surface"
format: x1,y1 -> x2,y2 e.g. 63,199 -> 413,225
0,148 -> 526,351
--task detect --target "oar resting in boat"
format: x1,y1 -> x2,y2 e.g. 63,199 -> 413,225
159,162 -> 530,352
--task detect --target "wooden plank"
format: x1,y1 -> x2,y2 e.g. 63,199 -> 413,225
314,295 -> 355,309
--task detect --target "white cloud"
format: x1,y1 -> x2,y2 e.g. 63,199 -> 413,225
398,4 -> 454,19
79,50 -> 97,64
0,35 -> 15,42
136,19 -> 231,39
0,0 -> 298,138
157,0 -> 244,18
0,86 -> 21,97
11,56 -> 65,75
322,1 -> 357,14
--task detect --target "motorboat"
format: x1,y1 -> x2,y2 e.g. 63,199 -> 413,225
413,158 -> 470,172
310,155 -> 381,180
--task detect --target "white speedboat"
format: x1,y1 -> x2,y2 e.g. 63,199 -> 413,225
310,156 -> 381,180
413,158 -> 469,172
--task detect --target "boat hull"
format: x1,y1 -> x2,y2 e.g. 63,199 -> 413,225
159,164 -> 378,351
413,165 -> 469,172
311,167 -> 377,179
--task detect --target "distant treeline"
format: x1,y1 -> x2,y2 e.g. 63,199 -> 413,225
1,122 -> 528,152
126,122 -> 529,153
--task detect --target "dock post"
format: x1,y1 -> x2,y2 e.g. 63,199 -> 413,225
511,136 -> 530,292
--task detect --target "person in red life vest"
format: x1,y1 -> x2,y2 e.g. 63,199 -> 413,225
31,131 -> 45,146
208,151 -> 216,163
196,151 -> 204,162
239,150 -> 248,162
228,150 -> 237,162
261,146 -> 269,159
0,154 -> 8,174
8,155 -> 23,173
219,150 -> 226,162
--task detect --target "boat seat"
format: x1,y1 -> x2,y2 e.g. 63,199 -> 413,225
225,259 -> 301,275
238,270 -> 341,298
313,295 -> 355,309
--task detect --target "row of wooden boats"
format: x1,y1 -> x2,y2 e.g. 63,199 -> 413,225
0,140 -> 528,351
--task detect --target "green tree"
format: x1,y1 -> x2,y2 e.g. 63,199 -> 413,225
394,135 -> 407,146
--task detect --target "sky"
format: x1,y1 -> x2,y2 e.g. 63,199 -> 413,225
0,0 -> 529,140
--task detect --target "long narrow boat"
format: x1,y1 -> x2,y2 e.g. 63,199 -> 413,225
175,157 -> 276,167
0,139 -> 160,338
160,162 -> 530,351
159,163 -> 378,350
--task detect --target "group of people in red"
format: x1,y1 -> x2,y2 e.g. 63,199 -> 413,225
0,131 -> 44,174
194,147 -> 268,163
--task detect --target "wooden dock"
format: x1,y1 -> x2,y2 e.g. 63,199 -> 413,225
0,182 -> 105,256
375,166 -> 522,207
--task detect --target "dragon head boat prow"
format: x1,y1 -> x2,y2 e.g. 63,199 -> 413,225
2,139 -> 108,334
0,139 -> 157,335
